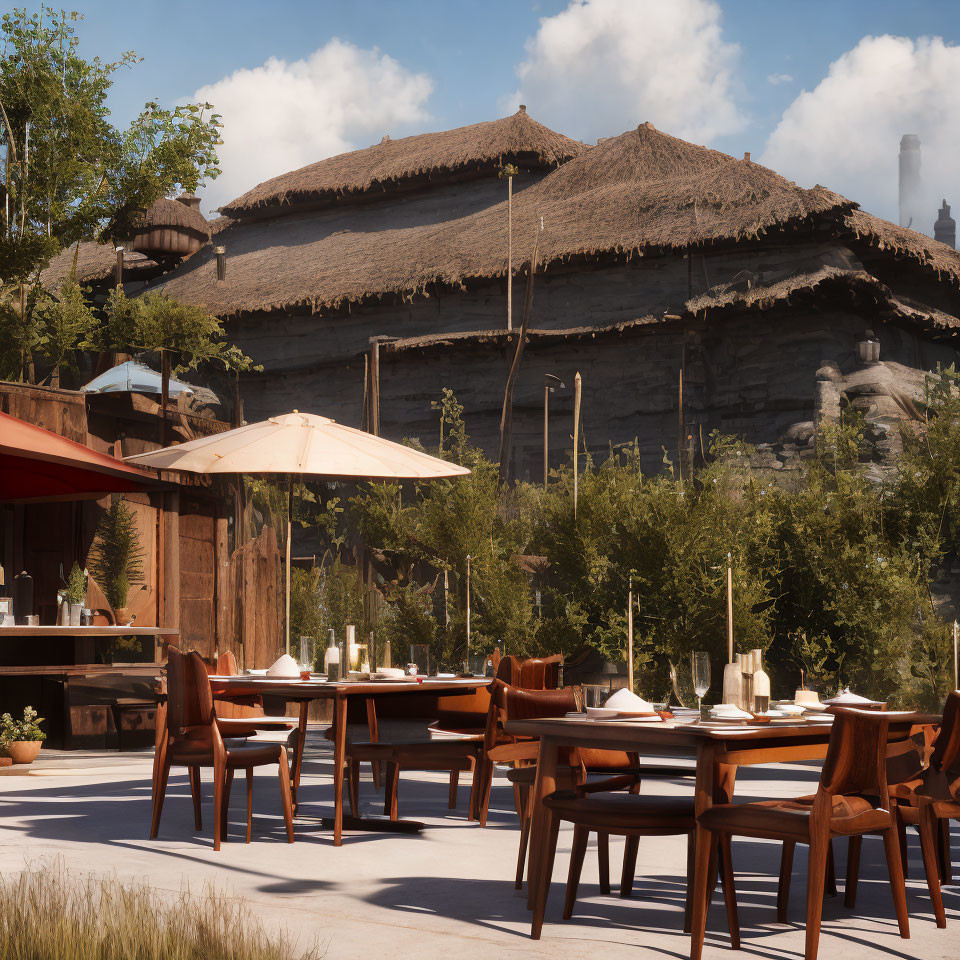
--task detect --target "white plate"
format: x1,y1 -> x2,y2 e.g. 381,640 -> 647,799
586,707 -> 661,721
245,669 -> 268,676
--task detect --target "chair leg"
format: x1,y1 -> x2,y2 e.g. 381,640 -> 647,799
778,841 -> 795,923
531,810 -> 561,939
718,834 -> 740,949
881,824 -> 910,941
683,831 -> 695,934
621,835 -> 640,898
277,754 -> 295,843
149,753 -> 171,839
348,758 -> 360,818
918,804 -> 946,927
221,768 -> 234,843
477,759 -> 494,827
898,807 -> 909,880
513,780 -> 524,818
597,831 -> 610,895
384,762 -> 399,820
563,824 -> 588,920
844,835 -> 862,909
825,840 -> 837,897
212,756 -> 226,852
466,754 -> 478,822
245,768 -> 253,843
448,769 -> 460,810
188,766 -> 202,830
937,816 -> 952,884
805,829 -> 830,960
515,786 -> 533,890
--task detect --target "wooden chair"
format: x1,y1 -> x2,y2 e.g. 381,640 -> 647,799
151,648 -> 294,850
691,708 -> 914,960
882,690 -> 960,928
519,655 -> 563,690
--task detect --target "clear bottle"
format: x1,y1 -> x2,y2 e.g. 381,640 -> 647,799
753,649 -> 771,713
324,629 -> 340,682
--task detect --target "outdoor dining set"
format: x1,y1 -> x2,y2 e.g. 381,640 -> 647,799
148,643 -> 960,960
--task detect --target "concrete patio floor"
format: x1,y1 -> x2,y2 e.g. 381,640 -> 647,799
0,732 -> 956,960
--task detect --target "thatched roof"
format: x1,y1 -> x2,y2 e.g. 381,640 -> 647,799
40,241 -> 162,291
149,122 -> 960,322
843,209 -> 960,283
137,196 -> 210,238
221,107 -> 585,219
152,123 -> 856,317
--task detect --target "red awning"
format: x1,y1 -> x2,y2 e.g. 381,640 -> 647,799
0,410 -> 159,503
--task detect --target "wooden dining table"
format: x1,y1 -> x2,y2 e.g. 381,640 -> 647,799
209,675 -> 488,845
506,715 -> 860,941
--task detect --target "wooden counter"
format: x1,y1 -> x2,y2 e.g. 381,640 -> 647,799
0,626 -> 176,637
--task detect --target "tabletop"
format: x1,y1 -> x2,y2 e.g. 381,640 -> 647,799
208,675 -> 489,699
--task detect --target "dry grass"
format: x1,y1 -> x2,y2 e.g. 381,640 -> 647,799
0,864 -> 321,960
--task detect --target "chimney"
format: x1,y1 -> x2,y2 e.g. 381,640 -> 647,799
935,199 -> 956,248
899,134 -> 922,229
743,151 -> 751,162
518,104 -> 527,114
176,193 -> 201,210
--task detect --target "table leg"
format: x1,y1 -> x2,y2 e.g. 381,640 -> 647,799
366,698 -> 381,790
291,699 -> 309,809
690,741 -> 719,960
332,694 -> 348,846
527,735 -> 560,938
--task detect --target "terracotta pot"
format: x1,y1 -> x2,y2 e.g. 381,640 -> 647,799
114,607 -> 130,626
5,741 -> 42,764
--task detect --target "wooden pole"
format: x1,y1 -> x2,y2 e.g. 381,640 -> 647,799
232,369 -> 242,429
506,175 -> 513,332
627,574 -> 634,693
954,619 -> 958,690
369,338 -> 381,437
160,349 -> 170,447
573,372 -> 582,519
115,246 -> 123,289
285,475 -> 293,654
677,366 -> 684,482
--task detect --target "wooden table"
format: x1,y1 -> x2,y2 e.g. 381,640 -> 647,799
506,716 -> 844,939
209,675 -> 488,845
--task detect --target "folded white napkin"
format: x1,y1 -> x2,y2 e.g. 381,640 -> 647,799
374,667 -> 405,679
266,654 -> 300,679
710,703 -> 753,720
602,688 -> 654,712
825,688 -> 873,705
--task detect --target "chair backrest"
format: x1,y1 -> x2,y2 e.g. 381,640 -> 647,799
929,690 -> 960,801
482,679 -> 579,751
496,656 -> 521,685
166,646 -> 216,737
819,708 -> 917,802
519,655 -> 563,690
216,650 -> 240,676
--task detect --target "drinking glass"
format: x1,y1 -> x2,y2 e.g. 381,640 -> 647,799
582,683 -> 607,709
409,644 -> 431,677
297,637 -> 314,679
691,651 -> 711,713
468,653 -> 487,676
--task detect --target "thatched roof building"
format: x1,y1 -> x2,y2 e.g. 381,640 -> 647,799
139,113 -> 960,479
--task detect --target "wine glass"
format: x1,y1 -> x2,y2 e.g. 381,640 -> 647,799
691,651 -> 711,713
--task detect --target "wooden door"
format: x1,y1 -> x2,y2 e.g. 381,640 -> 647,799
178,496 -> 216,659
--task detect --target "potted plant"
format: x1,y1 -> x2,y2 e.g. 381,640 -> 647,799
0,706 -> 46,764
88,498 -> 144,626
65,562 -> 87,626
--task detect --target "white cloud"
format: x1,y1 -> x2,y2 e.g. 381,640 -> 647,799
191,39 -> 433,212
761,35 -> 960,232
504,0 -> 746,144
767,73 -> 793,86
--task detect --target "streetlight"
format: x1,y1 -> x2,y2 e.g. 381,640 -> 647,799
543,374 -> 565,487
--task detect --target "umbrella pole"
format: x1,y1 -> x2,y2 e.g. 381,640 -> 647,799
286,475 -> 292,655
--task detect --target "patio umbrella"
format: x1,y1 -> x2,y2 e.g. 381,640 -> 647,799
125,410 -> 470,651
0,410 -> 158,503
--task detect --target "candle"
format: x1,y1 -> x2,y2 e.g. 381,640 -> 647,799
726,553 -> 734,663
954,620 -> 958,690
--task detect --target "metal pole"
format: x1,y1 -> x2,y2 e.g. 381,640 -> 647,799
543,381 -> 549,488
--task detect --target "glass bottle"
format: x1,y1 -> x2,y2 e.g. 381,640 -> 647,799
324,629 -> 340,682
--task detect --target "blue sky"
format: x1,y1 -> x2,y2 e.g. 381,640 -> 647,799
65,0 -> 960,228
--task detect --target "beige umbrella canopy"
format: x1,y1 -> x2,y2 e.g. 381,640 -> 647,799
127,410 -> 470,652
